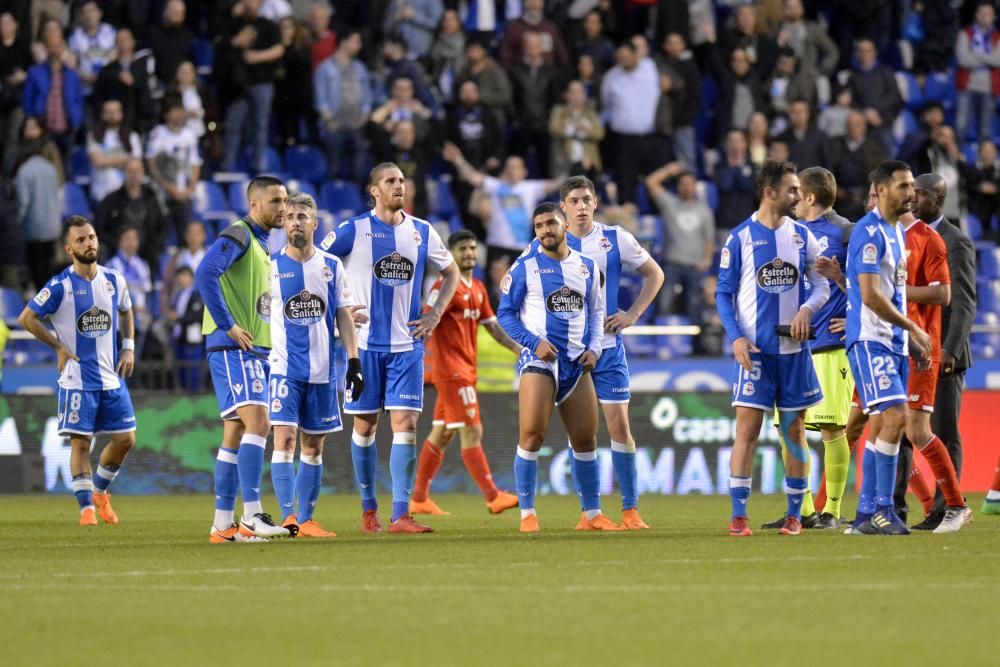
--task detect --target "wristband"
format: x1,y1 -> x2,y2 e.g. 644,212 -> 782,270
121,338 -> 135,351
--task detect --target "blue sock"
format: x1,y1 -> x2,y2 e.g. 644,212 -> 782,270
611,440 -> 638,510
237,434 -> 267,514
568,446 -> 584,509
295,454 -> 323,523
389,434 -> 417,521
874,438 -> 899,511
858,443 -> 877,516
72,473 -> 93,509
214,447 -> 239,511
785,476 -> 808,519
574,450 -> 601,511
729,476 -> 751,518
270,451 -> 295,521
93,464 -> 120,493
351,432 -> 378,512
514,447 -> 538,509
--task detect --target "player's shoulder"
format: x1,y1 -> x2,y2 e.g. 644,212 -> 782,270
316,248 -> 346,270
97,264 -> 125,283
403,212 -> 434,229
218,220 -> 252,247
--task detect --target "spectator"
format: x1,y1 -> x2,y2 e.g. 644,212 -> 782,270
0,12 -> 31,158
510,31 -> 560,177
601,40 -> 664,205
575,53 -> 602,104
259,0 -> 293,22
763,47 -> 815,120
457,37 -> 512,127
574,10 -> 616,72
93,28 -> 156,134
817,84 -> 853,139
22,31 -> 83,159
7,114 -> 63,180
747,112 -> 770,168
171,61 -> 207,139
656,32 -> 700,171
963,139 -> 1000,239
307,2 -> 336,70
159,218 -> 208,319
645,161 -> 715,329
778,99 -> 828,170
107,226 -> 153,352
368,119 -> 430,218
383,0 -> 443,59
900,102 -> 947,174
916,0 -> 961,73
313,30 -> 371,183
219,0 -> 284,173
87,98 -> 141,202
847,38 -> 902,152
33,17 -> 74,68
828,110 -> 888,219
714,128 -> 757,230
499,0 -> 569,69
828,0 -> 890,71
429,9 -> 465,102
94,157 -> 167,268
378,34 -> 438,111
721,3 -> 778,75
767,138 -> 790,163
955,2 -> 1000,143
369,76 -> 433,142
147,0 -> 194,85
548,79 -> 604,180
67,0 -> 115,93
714,47 -> 766,143
926,124 -> 964,222
167,264 -> 205,390
274,16 -> 315,147
14,124 -> 61,292
146,95 -> 202,240
773,0 -> 839,79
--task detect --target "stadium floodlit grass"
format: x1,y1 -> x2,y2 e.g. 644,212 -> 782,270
1,494 -> 997,666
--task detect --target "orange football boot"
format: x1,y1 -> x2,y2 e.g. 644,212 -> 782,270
728,517 -> 752,536
519,514 -> 539,533
282,515 -> 298,529
621,508 -> 650,530
210,523 -> 267,543
574,511 -> 588,530
778,515 -> 802,536
80,507 -> 98,526
297,519 -> 337,537
388,515 -> 434,533
361,509 -> 383,533
579,513 -> 625,531
486,491 -> 519,514
92,493 -> 119,524
410,498 -> 451,515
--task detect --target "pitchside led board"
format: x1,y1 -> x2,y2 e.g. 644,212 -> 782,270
0,392 -> 995,495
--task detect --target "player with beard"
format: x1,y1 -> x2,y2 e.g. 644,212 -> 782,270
716,160 -> 830,537
324,163 -> 460,534
19,216 -> 137,525
197,176 -> 291,543
497,203 -> 614,533
268,192 -> 365,537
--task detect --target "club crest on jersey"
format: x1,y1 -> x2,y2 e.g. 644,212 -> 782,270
791,233 -> 804,249
256,293 -> 270,321
878,375 -> 891,391
412,230 -> 422,246
755,257 -> 798,293
321,265 -> 333,281
599,237 -> 613,252
76,305 -> 112,338
33,288 -> 51,306
742,381 -> 755,396
105,279 -> 115,293
284,290 -> 326,326
320,230 -> 336,250
719,247 -> 731,269
579,262 -> 590,279
271,399 -> 282,412
894,259 -> 907,286
373,252 -> 415,286
817,236 -> 829,253
545,285 -> 585,320
68,411 -> 79,424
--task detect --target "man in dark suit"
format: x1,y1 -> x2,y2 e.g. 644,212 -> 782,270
895,173 -> 977,530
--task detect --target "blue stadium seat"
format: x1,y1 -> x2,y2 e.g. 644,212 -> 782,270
977,279 -> 998,314
432,178 -> 458,218
898,71 -> 925,111
635,184 -> 653,215
320,180 -> 364,215
966,214 -> 984,241
285,146 -> 328,183
193,38 -> 214,75
700,180 -> 719,212
0,287 -> 25,323
63,183 -> 92,219
240,145 -> 284,174
656,315 -> 693,358
191,180 -> 233,221
69,146 -> 91,185
979,244 -> 999,279
923,71 -> 955,109
286,178 -> 319,201
227,180 -> 250,216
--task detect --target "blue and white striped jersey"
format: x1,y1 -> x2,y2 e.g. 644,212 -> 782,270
522,221 -> 651,349
801,211 -> 853,352
322,210 -> 453,353
269,247 -> 354,383
716,214 -> 829,355
845,209 -> 908,355
27,265 -> 132,390
497,248 -> 605,360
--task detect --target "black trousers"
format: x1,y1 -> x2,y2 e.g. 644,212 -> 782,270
609,133 -> 672,206
892,369 -> 965,518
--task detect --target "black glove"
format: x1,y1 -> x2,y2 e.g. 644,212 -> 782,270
345,357 -> 364,402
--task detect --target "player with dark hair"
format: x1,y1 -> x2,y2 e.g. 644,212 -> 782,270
18,216 -> 136,525
410,230 -> 522,515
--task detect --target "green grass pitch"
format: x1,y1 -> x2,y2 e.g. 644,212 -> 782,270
1,493 -> 997,666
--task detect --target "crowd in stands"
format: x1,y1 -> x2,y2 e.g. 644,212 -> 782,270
2,0 -> 1000,385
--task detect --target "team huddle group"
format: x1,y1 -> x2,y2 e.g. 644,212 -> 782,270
15,155 -> 997,540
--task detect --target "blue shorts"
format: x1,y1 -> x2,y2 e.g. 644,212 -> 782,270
848,340 -> 909,414
208,349 -> 270,419
592,342 -> 630,403
269,375 -> 343,434
57,384 -> 136,437
731,349 -> 823,412
517,348 -> 585,405
344,348 -> 423,413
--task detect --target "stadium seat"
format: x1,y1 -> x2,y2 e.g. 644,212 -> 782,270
227,179 -> 250,216
240,145 -> 284,174
193,38 -> 214,75
923,70 -> 955,109
656,315 -> 693,358
191,180 -> 234,223
321,180 -> 364,215
286,178 -> 318,201
698,180 -> 719,212
69,146 -> 91,185
965,214 -> 983,241
0,287 -> 25,323
63,183 -> 92,220
896,71 -> 924,111
635,184 -> 653,215
432,177 -> 458,219
978,244 -> 999,279
977,278 -> 998,314
285,145 -> 328,183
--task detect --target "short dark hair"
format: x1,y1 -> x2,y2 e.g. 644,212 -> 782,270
798,167 -> 836,209
871,160 -> 912,189
559,175 -> 597,200
247,175 -> 285,199
532,202 -> 564,221
162,93 -> 184,114
175,265 -> 194,277
756,160 -> 798,198
448,230 -> 478,248
62,215 -> 94,242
